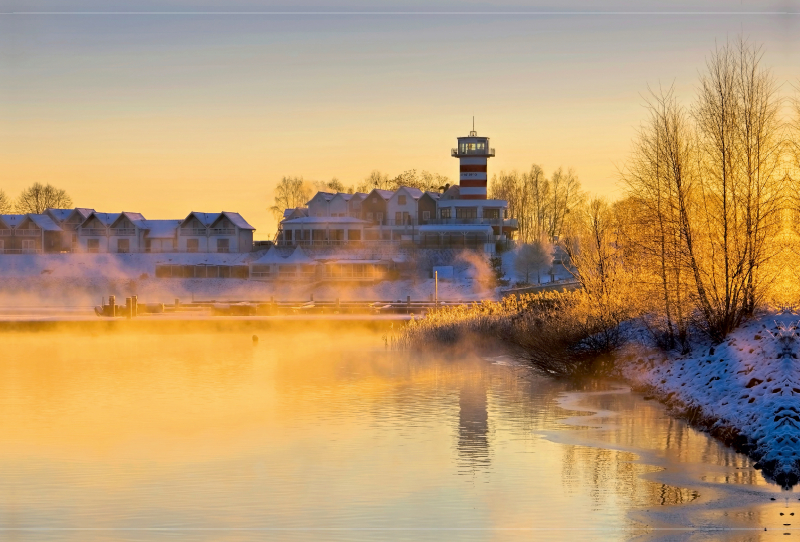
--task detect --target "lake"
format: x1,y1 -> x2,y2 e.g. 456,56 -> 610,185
0,324 -> 794,541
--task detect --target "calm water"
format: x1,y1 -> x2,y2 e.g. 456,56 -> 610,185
0,326 -> 795,541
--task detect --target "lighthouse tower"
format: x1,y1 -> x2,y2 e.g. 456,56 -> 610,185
451,122 -> 494,200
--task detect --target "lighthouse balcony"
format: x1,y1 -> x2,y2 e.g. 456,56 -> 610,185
451,147 -> 495,157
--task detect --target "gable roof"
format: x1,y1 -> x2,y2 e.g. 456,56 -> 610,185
111,212 -> 147,229
182,212 -> 220,227
395,186 -> 424,199
82,212 -> 120,227
46,207 -> 94,223
26,214 -> 63,231
440,185 -> 461,200
283,207 -> 308,219
250,246 -> 284,265
182,212 -> 255,230
216,212 -> 255,230
350,192 -> 368,201
0,214 -> 25,228
330,192 -> 353,202
423,191 -> 441,200
282,246 -> 314,264
367,188 -> 394,201
306,191 -> 335,205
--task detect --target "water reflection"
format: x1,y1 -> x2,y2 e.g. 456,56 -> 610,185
0,327 -> 789,541
457,374 -> 491,474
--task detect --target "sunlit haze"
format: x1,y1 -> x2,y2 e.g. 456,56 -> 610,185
2,1 -> 798,235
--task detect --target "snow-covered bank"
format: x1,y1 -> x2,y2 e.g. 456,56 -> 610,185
620,312 -> 800,487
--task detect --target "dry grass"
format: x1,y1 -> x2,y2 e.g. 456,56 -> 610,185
394,290 -> 626,376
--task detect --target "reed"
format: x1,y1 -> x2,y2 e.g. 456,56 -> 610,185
395,290 -> 625,376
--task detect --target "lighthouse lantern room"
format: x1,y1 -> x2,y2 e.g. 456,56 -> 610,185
451,123 -> 495,200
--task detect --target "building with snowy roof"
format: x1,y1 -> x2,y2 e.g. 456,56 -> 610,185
274,128 -> 517,253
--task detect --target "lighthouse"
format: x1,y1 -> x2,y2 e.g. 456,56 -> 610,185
451,123 -> 495,200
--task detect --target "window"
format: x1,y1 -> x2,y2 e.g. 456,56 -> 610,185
395,212 -> 402,223
117,239 -> 130,253
87,239 -> 100,253
187,239 -> 199,253
216,238 -> 230,253
422,211 -> 431,220
376,212 -> 384,224
440,208 -> 451,219
484,208 -> 500,219
348,229 -> 361,241
22,240 -> 36,253
285,230 -> 293,242
456,207 -> 478,219
403,212 -> 410,224
398,195 -> 407,205
366,212 -> 374,221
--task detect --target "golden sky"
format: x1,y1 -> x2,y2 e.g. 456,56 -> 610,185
1,1 -> 798,235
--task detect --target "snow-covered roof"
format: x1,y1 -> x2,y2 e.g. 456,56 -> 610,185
440,186 -> 461,200
281,216 -> 368,225
368,189 -> 394,200
350,192 -> 368,201
396,186 -> 424,199
250,247 -> 284,265
418,224 -> 494,234
184,212 -> 219,227
220,212 -> 255,230
424,191 -> 441,200
306,192 -> 335,205
0,214 -> 24,228
83,212 -> 120,227
183,212 -> 255,230
112,212 -> 147,229
143,220 -> 181,238
45,208 -> 94,223
282,246 -> 315,264
331,192 -> 353,201
283,207 -> 308,219
26,214 -> 63,231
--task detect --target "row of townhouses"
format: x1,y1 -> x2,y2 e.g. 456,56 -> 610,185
0,209 -> 254,254
276,129 -> 518,253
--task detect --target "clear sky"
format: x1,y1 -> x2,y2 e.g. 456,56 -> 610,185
2,1 -> 798,236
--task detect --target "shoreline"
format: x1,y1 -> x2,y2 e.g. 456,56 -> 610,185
618,312 -> 800,488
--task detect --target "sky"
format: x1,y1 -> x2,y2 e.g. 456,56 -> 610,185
1,1 -> 799,236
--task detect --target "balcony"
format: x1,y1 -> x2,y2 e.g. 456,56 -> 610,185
111,228 -> 136,236
0,229 -> 11,237
2,248 -> 42,254
16,230 -> 41,236
180,228 -> 208,236
82,228 -> 108,236
210,228 -> 236,235
451,147 -> 495,158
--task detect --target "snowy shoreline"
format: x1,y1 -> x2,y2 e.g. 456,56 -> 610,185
619,312 -> 800,488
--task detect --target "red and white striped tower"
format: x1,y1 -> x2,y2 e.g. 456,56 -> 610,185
451,123 -> 494,200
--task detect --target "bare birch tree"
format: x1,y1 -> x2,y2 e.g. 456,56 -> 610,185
269,176 -> 312,219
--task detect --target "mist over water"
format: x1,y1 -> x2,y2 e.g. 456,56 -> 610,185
0,326 -> 793,541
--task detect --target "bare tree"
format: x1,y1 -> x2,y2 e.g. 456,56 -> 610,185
15,183 -> 72,214
0,189 -> 12,214
268,176 -> 312,219
356,170 -> 392,193
513,238 -> 554,283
